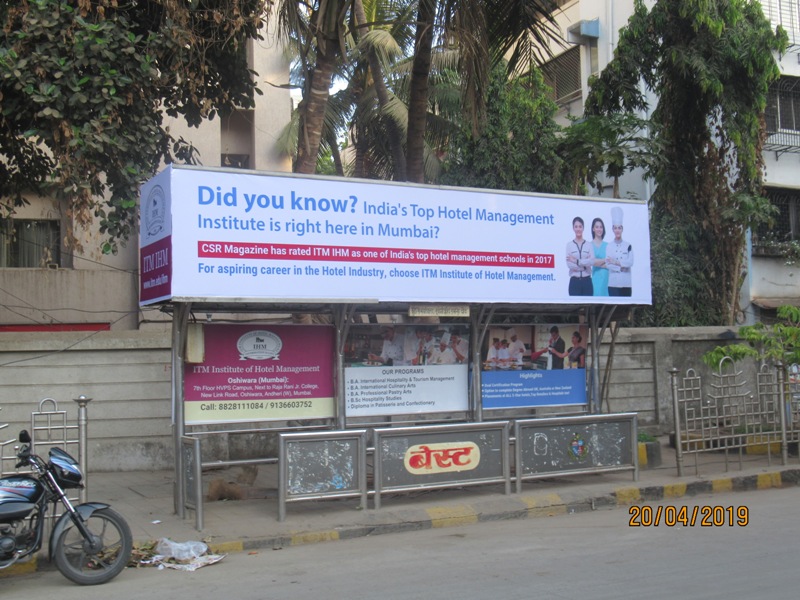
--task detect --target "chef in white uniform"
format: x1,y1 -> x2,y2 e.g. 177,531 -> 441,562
606,206 -> 634,297
507,328 -> 526,366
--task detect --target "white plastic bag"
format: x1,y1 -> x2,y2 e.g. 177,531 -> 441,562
155,538 -> 208,562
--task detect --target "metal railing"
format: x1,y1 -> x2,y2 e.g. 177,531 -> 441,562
670,361 -> 799,476
1,396 -> 90,504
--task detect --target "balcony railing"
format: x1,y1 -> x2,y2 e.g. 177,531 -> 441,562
763,0 -> 800,49
765,77 -> 800,154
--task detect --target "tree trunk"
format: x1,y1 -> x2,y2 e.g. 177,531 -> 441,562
405,0 -> 436,183
353,0 -> 407,180
295,46 -> 338,174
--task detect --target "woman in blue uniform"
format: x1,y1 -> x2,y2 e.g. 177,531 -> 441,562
591,217 -> 608,296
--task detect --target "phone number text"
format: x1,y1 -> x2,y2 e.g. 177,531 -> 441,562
200,401 -> 313,411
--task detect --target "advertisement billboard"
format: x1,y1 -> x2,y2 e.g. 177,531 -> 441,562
139,166 -> 651,306
183,324 -> 335,425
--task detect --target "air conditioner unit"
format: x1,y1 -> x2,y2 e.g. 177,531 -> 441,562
567,18 -> 600,44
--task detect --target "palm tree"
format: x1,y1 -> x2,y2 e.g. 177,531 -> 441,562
274,0 -> 351,174
271,0 -> 563,180
353,0 -> 415,180
403,0 -> 563,183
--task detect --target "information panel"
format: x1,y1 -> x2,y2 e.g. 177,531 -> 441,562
183,324 -> 335,425
480,323 -> 588,410
139,166 -> 651,305
344,324 -> 469,417
514,414 -> 637,491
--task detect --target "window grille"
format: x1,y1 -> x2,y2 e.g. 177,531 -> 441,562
752,188 -> 800,254
541,46 -> 582,106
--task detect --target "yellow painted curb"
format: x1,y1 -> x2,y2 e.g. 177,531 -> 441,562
291,530 -> 340,545
663,483 -> 687,498
519,493 -> 567,517
712,478 -> 733,493
757,472 -> 781,489
615,487 -> 641,504
426,505 -> 479,528
207,540 -> 244,554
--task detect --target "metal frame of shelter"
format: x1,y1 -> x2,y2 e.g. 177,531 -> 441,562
166,299 -> 635,517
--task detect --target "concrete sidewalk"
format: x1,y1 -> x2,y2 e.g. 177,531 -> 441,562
90,439 -> 800,551
4,438 -> 800,578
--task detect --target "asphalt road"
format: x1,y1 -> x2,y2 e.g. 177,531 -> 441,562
4,486 -> 799,600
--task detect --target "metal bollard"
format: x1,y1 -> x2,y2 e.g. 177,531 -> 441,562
73,395 -> 91,503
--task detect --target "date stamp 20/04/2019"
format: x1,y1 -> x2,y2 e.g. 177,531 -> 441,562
629,505 -> 749,527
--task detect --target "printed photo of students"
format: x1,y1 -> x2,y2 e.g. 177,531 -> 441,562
566,216 -> 594,296
486,337 -> 502,367
368,325 -> 405,365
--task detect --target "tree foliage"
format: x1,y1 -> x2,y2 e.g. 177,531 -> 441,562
0,0 -> 265,252
584,0 -> 786,326
275,0 -> 562,182
441,63 -> 569,194
558,113 -> 655,198
703,305 -> 800,368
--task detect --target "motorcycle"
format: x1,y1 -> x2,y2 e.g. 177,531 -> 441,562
0,430 -> 132,585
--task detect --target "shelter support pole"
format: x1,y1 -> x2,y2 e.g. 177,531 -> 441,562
333,304 -> 357,430
471,304 -> 495,422
172,302 -> 192,517
589,308 -> 600,414
590,305 -> 619,414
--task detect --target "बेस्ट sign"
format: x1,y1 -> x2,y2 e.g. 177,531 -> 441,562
183,324 -> 335,425
139,166 -> 652,306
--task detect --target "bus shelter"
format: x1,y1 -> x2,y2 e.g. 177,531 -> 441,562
139,166 -> 650,520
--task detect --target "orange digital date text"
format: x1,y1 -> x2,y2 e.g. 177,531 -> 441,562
628,505 -> 749,527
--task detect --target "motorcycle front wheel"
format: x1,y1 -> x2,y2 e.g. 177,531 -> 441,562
52,507 -> 133,585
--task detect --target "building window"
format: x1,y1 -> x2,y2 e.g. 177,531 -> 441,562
764,76 -> 800,154
541,46 -> 582,106
752,188 -> 800,255
762,0 -> 800,47
766,77 -> 800,133
0,220 -> 61,268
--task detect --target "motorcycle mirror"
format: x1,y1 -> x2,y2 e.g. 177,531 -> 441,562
18,430 -> 31,444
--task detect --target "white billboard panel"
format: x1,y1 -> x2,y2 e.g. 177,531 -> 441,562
139,166 -> 651,305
